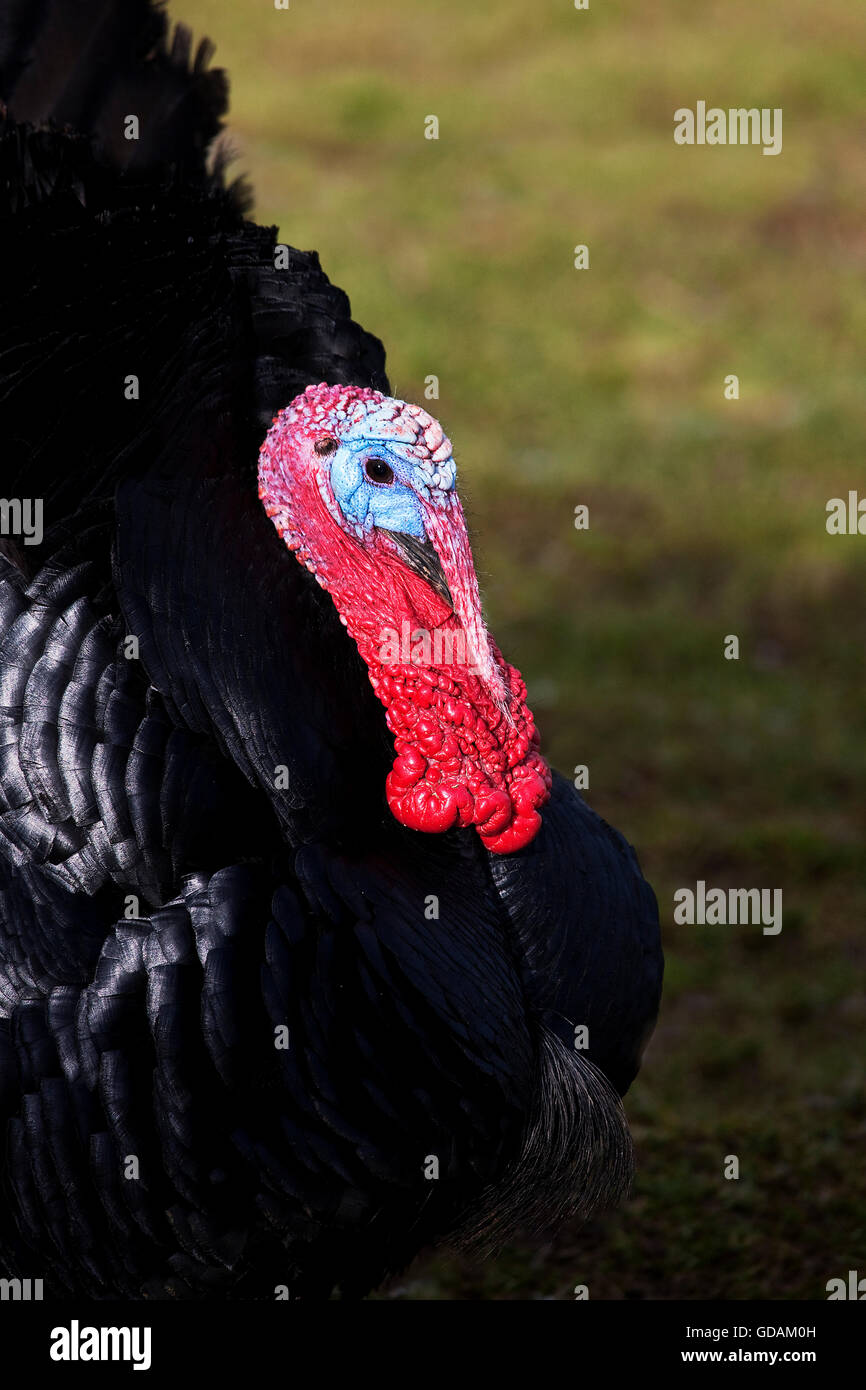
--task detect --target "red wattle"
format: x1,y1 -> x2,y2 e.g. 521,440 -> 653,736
479,811 -> 543,854
475,790 -> 513,837
378,660 -> 551,853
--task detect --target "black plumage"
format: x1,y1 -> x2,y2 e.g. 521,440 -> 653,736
0,0 -> 662,1298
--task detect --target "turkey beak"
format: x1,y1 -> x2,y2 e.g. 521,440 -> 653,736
390,532 -> 453,609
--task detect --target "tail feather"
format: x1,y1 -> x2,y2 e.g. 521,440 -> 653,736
0,0 -> 248,205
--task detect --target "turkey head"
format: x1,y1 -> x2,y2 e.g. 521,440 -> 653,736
258,383 -> 551,852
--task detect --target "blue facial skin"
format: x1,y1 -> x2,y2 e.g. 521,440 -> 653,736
329,440 -> 427,539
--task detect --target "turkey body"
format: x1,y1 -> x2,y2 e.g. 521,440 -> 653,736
0,0 -> 662,1298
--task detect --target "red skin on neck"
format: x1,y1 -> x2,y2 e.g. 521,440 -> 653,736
258,385 -> 551,853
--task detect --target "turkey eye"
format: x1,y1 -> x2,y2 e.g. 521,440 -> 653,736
365,457 -> 394,485
314,436 -> 338,456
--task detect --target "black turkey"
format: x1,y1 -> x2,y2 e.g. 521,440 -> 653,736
0,0 -> 662,1299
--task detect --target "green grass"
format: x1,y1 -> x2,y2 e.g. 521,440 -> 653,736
175,0 -> 866,1299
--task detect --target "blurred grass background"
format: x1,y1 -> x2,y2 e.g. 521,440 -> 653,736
175,0 -> 866,1299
